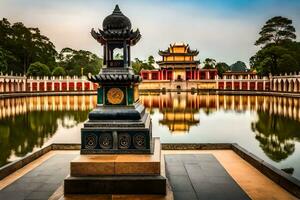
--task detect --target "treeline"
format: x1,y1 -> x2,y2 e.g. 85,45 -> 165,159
201,58 -> 248,77
0,18 -> 102,76
1,16 -> 299,77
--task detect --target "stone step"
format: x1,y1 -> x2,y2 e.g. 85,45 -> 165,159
64,175 -> 166,195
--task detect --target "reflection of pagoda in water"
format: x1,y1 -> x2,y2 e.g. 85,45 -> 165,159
142,92 -> 200,134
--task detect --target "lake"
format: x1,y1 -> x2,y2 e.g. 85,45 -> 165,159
0,93 -> 300,180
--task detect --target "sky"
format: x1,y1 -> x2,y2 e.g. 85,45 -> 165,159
0,0 -> 300,67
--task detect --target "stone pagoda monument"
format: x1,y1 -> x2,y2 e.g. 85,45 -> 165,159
64,5 -> 166,195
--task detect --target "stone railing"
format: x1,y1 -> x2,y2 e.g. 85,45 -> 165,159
0,73 -> 98,93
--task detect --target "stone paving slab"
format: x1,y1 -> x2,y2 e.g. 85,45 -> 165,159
0,154 -> 77,200
165,154 -> 251,200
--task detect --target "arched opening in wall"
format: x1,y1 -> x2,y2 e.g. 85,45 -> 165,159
0,82 -> 3,92
9,81 -> 13,92
285,80 -> 289,92
290,80 -> 294,92
275,81 -> 279,91
280,80 -> 284,91
296,79 -> 300,92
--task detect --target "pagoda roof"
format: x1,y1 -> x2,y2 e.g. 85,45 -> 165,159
157,61 -> 200,65
91,5 -> 141,46
88,73 -> 141,83
91,28 -> 141,46
158,43 -> 199,56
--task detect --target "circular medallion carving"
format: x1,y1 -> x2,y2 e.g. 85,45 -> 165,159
99,133 -> 113,149
118,133 -> 131,149
133,133 -> 146,149
85,134 -> 97,149
107,88 -> 124,104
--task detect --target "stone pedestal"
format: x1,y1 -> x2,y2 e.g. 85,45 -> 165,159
64,138 -> 166,194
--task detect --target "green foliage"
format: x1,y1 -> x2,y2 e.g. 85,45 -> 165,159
251,16 -> 300,76
26,62 -> 51,76
52,66 -> 66,76
255,16 -> 296,46
131,56 -> 155,74
215,62 -> 230,77
230,61 -> 247,72
251,42 -> 300,75
202,58 -> 216,69
0,18 -> 57,74
58,48 -> 102,76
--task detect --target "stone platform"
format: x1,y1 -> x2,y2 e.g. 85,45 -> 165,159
64,138 -> 166,195
71,138 -> 160,176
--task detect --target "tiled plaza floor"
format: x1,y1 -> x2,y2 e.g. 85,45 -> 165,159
165,154 -> 250,200
0,154 -> 77,200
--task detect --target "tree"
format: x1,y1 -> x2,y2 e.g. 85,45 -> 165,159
58,48 -> 102,76
0,18 -> 57,74
230,61 -> 247,72
26,62 -> 51,76
215,62 -> 230,77
0,47 -> 16,74
255,16 -> 296,46
148,55 -> 155,67
52,67 -> 66,76
131,56 -> 155,75
251,43 -> 300,76
202,58 -> 216,69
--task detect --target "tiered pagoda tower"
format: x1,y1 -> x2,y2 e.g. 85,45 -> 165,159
64,5 -> 166,195
157,43 -> 200,81
81,5 -> 153,154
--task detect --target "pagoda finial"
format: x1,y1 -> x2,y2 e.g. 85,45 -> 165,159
113,4 -> 122,14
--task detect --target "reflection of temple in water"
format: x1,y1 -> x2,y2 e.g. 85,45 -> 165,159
140,92 -> 300,134
0,95 -> 97,119
158,93 -> 200,133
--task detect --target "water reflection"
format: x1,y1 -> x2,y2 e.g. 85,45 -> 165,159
140,92 -> 300,162
252,112 -> 300,162
0,96 -> 97,167
1,93 -> 300,175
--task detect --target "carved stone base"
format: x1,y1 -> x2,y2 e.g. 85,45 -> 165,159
64,138 -> 166,195
81,103 -> 153,154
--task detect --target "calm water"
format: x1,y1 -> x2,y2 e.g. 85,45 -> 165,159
0,93 -> 300,180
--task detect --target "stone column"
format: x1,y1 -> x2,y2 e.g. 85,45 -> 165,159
82,80 -> 85,91
67,77 -> 70,91
44,78 -> 47,92
52,78 -> 55,91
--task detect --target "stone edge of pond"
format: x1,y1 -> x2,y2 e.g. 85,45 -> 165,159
0,91 -> 97,99
139,89 -> 300,98
1,143 -> 300,198
1,90 -> 300,99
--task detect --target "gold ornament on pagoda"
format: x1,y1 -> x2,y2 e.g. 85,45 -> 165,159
107,87 -> 124,104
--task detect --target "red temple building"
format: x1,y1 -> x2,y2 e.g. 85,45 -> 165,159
141,43 -> 217,81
